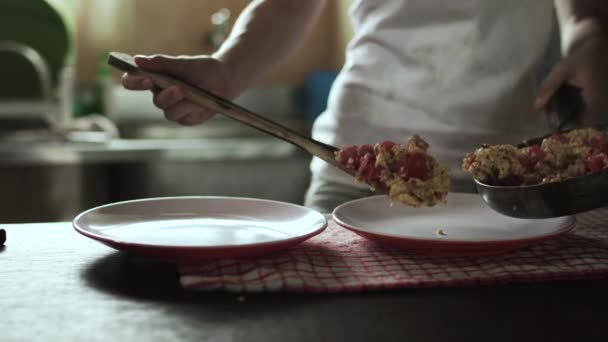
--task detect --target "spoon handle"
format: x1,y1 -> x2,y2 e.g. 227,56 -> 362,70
108,52 -> 350,174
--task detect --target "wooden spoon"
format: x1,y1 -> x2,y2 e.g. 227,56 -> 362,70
107,52 -> 354,176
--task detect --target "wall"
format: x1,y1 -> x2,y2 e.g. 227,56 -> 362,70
76,0 -> 349,88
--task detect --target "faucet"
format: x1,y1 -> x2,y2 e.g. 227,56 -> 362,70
0,40 -> 68,128
205,8 -> 231,52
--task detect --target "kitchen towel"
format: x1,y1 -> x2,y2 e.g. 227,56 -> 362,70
180,209 -> 608,293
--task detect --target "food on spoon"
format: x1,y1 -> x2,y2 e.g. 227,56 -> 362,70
335,135 -> 451,207
462,127 -> 608,186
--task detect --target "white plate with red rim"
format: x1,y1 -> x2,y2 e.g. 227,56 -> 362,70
73,196 -> 327,262
332,193 -> 575,256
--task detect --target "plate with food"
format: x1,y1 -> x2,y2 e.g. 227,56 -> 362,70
463,126 -> 608,218
332,192 -> 575,256
73,197 -> 327,262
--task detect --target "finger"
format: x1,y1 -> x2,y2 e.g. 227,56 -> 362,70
163,101 -> 204,122
121,73 -> 154,90
171,108 -> 215,126
151,85 -> 162,96
178,111 -> 215,126
196,109 -> 216,123
152,86 -> 185,110
133,54 -> 169,72
535,61 -> 570,110
177,113 -> 203,126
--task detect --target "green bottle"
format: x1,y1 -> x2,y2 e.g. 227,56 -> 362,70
95,52 -> 113,116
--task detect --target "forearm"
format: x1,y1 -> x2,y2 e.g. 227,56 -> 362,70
555,0 -> 608,55
213,0 -> 326,90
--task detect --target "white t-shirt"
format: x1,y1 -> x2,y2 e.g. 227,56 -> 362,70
311,0 -> 556,188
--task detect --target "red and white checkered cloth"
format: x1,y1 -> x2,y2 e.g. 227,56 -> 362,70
179,210 -> 608,292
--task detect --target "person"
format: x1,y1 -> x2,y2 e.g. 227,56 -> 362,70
122,0 -> 608,213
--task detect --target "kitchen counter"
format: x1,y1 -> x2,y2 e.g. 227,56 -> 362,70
1,222 -> 606,342
0,136 -> 299,165
0,128 -> 312,223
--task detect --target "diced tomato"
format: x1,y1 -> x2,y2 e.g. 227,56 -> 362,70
358,144 -> 374,156
336,146 -> 359,168
355,152 -> 382,184
586,137 -> 608,153
337,143 -> 387,186
337,146 -> 357,160
377,140 -> 396,152
365,166 -> 382,184
585,154 -> 606,173
399,152 -> 430,180
519,145 -> 545,170
358,152 -> 374,174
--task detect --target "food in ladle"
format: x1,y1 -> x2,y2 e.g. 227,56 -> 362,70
335,135 -> 450,207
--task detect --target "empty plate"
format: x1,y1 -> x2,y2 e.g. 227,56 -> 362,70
332,193 -> 575,256
73,197 -> 327,262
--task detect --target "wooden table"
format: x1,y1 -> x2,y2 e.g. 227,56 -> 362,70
1,223 -> 606,342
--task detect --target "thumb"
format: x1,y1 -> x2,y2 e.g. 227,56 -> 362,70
535,60 -> 570,110
134,54 -> 190,78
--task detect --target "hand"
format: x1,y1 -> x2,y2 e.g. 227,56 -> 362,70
535,33 -> 608,125
121,55 -> 237,126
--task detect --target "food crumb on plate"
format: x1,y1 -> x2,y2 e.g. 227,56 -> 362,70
435,229 -> 447,237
